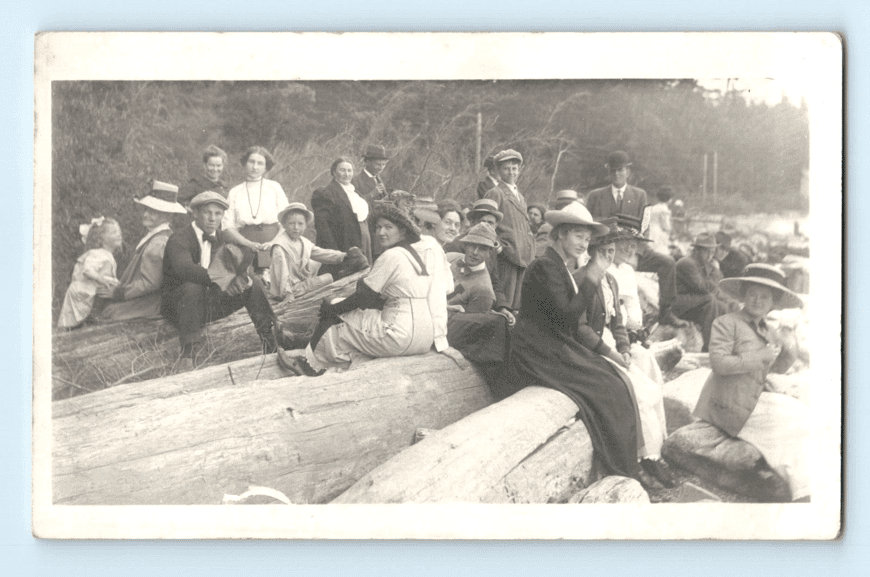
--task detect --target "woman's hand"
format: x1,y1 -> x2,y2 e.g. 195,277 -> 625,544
102,277 -> 120,289
605,348 -> 629,369
622,351 -> 632,367
493,307 -> 516,326
758,343 -> 782,364
446,304 -> 465,313
440,346 -> 469,370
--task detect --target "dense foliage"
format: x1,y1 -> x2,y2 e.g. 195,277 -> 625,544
51,79 -> 809,319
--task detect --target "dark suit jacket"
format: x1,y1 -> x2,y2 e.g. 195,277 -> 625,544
586,184 -> 648,220
179,175 -> 228,206
311,180 -> 365,255
484,182 -> 535,269
573,267 -> 631,356
476,176 -> 499,199
161,223 -> 216,295
351,170 -> 388,206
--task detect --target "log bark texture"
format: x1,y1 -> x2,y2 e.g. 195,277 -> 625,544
53,351 -> 493,505
333,386 -> 586,504
51,270 -> 367,399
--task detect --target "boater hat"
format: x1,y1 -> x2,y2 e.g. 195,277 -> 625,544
458,222 -> 500,249
134,180 -> 187,214
466,198 -> 503,223
189,190 -> 230,211
372,191 -> 422,243
277,202 -> 314,226
718,263 -> 804,310
544,202 -> 610,236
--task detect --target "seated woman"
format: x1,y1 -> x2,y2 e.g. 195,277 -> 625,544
500,203 -> 640,480
444,222 -> 511,366
574,220 -> 674,487
221,146 -> 290,273
277,194 -> 466,376
58,217 -> 122,329
693,263 -> 809,502
268,203 -> 368,302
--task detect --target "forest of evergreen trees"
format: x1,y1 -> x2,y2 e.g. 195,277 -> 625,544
51,79 -> 809,316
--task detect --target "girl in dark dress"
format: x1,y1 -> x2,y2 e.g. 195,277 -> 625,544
502,202 -> 641,479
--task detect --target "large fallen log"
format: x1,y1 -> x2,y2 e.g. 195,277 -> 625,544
333,386 -> 588,504
53,352 -> 493,505
51,269 -> 367,400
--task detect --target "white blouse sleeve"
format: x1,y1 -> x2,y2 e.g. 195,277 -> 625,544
221,187 -> 239,230
425,244 -> 452,352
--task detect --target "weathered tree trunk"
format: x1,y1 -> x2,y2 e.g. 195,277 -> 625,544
333,386 -> 586,504
53,352 -> 493,505
51,270 -> 367,399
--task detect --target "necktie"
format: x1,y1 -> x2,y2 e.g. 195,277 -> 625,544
617,191 -> 623,210
375,175 -> 386,197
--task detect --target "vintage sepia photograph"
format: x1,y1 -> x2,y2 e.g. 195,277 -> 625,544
32,32 -> 843,539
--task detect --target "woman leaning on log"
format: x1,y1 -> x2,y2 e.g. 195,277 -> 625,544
692,264 -> 809,501
221,146 -> 289,271
499,202 -> 641,480
276,192 -> 467,376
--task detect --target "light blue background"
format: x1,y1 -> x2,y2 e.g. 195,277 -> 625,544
7,1 -> 863,574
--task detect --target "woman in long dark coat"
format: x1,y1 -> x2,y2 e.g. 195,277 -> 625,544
502,202 -> 640,479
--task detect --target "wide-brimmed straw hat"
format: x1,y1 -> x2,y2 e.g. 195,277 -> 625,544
718,263 -> 804,310
134,180 -> 187,214
544,202 -> 610,236
466,198 -> 503,223
190,191 -> 229,211
372,192 -> 422,243
277,202 -> 314,226
458,222 -> 500,249
692,232 -> 719,249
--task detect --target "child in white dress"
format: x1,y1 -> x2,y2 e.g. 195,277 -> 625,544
58,217 -> 123,329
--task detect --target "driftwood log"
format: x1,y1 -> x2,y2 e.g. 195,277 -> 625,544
333,386 -> 588,504
51,270 -> 367,399
53,352 -> 493,505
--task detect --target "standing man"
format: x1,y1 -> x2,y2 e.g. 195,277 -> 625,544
587,151 -> 684,327
673,232 -> 725,351
484,149 -> 535,313
476,155 -> 500,199
97,180 -> 188,322
160,191 -> 289,367
352,144 -> 390,206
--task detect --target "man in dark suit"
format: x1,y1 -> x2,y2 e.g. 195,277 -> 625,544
160,191 -> 284,367
588,151 -> 684,327
311,174 -> 369,277
476,155 -> 500,199
351,144 -> 390,206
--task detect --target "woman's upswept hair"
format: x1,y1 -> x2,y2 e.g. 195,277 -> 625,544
330,156 -> 355,177
202,144 -> 228,166
436,199 -> 462,220
240,146 -> 275,172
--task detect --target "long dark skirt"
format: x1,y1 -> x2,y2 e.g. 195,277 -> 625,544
447,312 -> 511,365
501,318 -> 640,479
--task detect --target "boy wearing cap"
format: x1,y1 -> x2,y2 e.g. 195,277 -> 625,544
161,191 -> 288,367
352,144 -> 391,205
484,149 -> 536,312
97,180 -> 187,322
673,232 -> 726,351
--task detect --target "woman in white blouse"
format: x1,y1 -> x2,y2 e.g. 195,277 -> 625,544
221,146 -> 290,267
310,157 -> 373,279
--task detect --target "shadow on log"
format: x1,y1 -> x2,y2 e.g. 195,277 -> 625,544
53,351 -> 493,505
333,386 -> 591,504
51,269 -> 368,400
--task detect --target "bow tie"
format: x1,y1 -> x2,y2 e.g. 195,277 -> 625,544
202,233 -> 217,244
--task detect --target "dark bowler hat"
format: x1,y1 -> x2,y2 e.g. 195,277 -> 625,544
190,191 -> 229,211
606,150 -> 632,169
134,180 -> 187,214
718,263 -> 803,310
362,144 -> 389,160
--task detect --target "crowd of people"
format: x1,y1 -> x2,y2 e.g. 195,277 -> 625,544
57,145 -> 808,500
